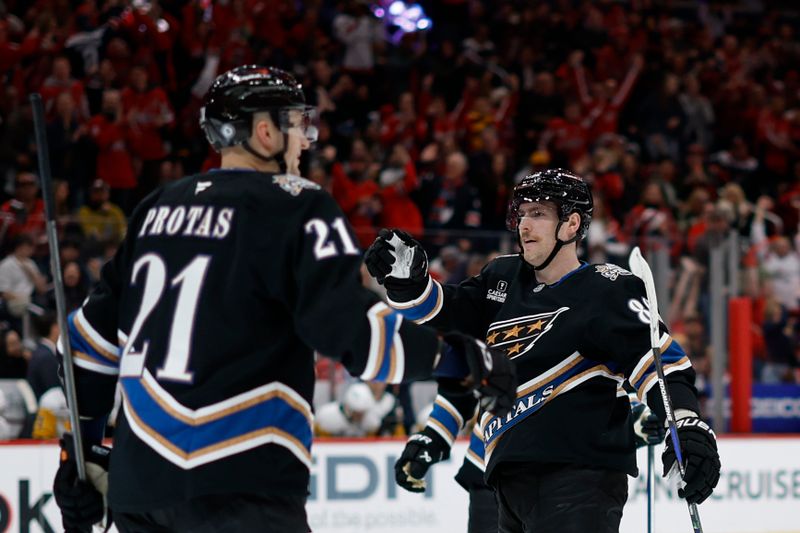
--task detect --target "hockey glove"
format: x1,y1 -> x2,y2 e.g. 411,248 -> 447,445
662,417 -> 721,505
438,332 -> 517,418
394,427 -> 450,493
364,229 -> 428,292
53,432 -> 111,532
631,401 -> 665,447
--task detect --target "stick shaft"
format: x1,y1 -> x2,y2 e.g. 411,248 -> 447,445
29,93 -> 86,480
630,248 -> 703,533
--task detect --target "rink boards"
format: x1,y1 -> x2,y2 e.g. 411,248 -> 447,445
0,437 -> 797,533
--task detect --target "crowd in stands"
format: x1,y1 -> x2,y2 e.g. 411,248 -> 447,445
0,0 -> 799,439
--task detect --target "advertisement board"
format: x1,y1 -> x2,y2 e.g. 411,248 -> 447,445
0,438 -> 798,533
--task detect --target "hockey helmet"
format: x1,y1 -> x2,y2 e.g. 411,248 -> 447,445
200,65 -> 318,151
506,168 -> 593,239
343,383 -> 376,413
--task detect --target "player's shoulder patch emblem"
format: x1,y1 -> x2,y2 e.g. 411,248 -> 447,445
273,174 -> 321,196
595,264 -> 633,281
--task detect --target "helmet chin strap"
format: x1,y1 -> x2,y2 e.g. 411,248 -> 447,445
530,221 -> 580,271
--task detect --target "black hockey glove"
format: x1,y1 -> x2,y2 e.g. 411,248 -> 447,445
364,229 -> 428,293
439,332 -> 517,418
53,433 -> 111,533
394,427 -> 450,493
631,401 -> 665,447
662,417 -> 721,505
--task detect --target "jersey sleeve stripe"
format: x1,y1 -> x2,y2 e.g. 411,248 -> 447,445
387,278 -> 443,324
629,333 -> 672,385
630,340 -> 686,392
73,352 -> 121,375
635,357 -> 693,402
73,309 -> 121,361
120,374 -> 313,469
432,395 -> 465,430
66,312 -> 121,369
361,303 -> 405,384
427,418 -> 456,444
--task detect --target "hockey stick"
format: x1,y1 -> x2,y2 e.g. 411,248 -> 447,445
629,247 -> 703,533
647,443 -> 655,533
30,93 -> 87,481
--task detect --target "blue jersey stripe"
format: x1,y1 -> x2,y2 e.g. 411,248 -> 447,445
68,312 -> 120,368
633,341 -> 687,390
393,281 -> 440,321
121,377 -> 312,457
374,311 -> 400,382
429,402 -> 461,440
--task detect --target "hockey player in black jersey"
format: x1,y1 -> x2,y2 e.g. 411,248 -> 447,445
51,65 -> 516,533
364,169 -> 720,533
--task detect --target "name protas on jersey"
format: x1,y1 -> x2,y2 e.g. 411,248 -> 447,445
138,205 -> 235,239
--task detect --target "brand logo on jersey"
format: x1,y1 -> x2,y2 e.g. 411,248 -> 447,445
595,264 -> 633,281
195,181 -> 212,194
273,174 -> 321,196
486,280 -> 508,303
484,307 -> 569,359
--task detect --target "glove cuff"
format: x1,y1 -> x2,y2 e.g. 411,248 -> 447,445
384,275 -> 429,302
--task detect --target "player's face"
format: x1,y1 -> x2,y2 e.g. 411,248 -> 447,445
282,109 -> 314,175
517,201 -> 560,265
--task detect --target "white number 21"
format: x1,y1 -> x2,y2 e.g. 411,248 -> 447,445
120,254 -> 211,382
305,217 -> 359,260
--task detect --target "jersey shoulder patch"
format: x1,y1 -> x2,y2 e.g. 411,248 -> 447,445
273,174 -> 321,196
593,263 -> 633,281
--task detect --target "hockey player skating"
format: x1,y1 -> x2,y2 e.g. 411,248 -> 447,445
50,65 -> 517,533
364,169 -> 720,533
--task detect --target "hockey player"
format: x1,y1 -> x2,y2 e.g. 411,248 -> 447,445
393,385 -> 665,533
364,169 -> 720,533
50,65 -> 517,533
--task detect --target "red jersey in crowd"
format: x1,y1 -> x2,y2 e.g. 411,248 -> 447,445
121,86 -> 175,161
87,115 -> 137,190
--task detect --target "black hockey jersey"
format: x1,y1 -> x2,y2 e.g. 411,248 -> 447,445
64,170 -> 441,511
386,255 -> 698,480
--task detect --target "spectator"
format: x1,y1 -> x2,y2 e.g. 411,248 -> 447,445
315,382 -> 395,437
0,172 -> 46,249
760,294 -> 798,383
638,73 -> 685,161
377,144 -> 423,236
76,179 -> 127,246
418,151 -> 482,231
39,55 -> 90,120
623,181 -> 682,260
679,75 -> 715,150
121,65 -> 175,202
87,89 -> 137,212
26,311 -> 59,400
0,234 -> 48,319
0,326 -> 29,379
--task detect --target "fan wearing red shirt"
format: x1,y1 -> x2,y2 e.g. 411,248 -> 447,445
122,66 -> 175,200
87,89 -> 137,212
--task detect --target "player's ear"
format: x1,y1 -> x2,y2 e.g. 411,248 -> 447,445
563,212 -> 581,240
252,114 -> 277,153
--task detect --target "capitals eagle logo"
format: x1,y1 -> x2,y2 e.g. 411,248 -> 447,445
485,307 -> 569,359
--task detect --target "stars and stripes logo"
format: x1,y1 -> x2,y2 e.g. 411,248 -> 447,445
484,307 -> 570,359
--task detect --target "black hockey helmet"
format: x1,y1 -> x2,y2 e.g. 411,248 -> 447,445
506,168 -> 593,239
200,65 -> 317,151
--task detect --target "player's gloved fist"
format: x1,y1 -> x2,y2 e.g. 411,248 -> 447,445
364,229 -> 428,287
441,332 -> 517,418
53,432 -> 110,532
631,401 -> 665,447
394,427 -> 450,493
662,417 -> 721,505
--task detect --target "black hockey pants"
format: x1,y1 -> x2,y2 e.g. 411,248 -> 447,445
113,492 -> 309,533
491,462 -> 628,533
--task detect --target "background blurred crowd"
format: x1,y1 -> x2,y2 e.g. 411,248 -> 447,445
0,0 -> 799,439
